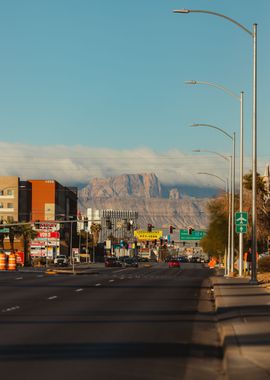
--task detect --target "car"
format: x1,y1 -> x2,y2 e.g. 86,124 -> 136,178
122,258 -> 138,268
168,259 -> 180,268
177,256 -> 188,263
137,256 -> 149,262
104,257 -> 122,267
54,255 -> 68,267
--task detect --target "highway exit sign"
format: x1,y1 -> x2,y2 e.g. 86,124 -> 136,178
0,228 -> 9,233
180,229 -> 206,241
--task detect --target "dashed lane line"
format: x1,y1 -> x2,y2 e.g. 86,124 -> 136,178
109,279 -> 115,282
15,277 -> 23,280
48,296 -> 58,300
75,288 -> 84,292
2,305 -> 20,313
95,283 -> 102,287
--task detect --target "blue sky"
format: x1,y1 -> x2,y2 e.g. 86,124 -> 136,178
0,0 -> 269,186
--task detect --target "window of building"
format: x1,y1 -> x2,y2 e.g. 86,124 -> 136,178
7,203 -> 13,209
0,203 -> 3,208
7,216 -> 14,223
0,190 -> 3,196
7,189 -> 13,196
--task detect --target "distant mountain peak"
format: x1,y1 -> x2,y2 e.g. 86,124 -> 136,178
80,173 -> 162,200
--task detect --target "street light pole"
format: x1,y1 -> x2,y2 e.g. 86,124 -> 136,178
173,7 -> 257,283
194,150 -> 231,275
186,80 -> 245,276
190,124 -> 236,274
197,172 -> 230,273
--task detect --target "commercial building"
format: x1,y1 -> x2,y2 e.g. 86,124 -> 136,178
0,176 -> 20,223
0,176 -> 78,258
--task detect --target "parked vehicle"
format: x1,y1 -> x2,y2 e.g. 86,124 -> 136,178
168,259 -> 180,268
104,257 -> 122,267
178,256 -> 188,263
54,255 -> 68,267
137,256 -> 149,262
121,258 -> 138,268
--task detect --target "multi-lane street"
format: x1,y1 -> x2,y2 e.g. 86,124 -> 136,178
0,263 -> 224,380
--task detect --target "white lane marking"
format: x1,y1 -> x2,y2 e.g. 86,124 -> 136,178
37,275 -> 44,278
48,296 -> 58,300
15,277 -> 23,280
2,305 -> 20,313
120,276 -> 125,280
75,288 -> 84,292
109,279 -> 115,283
95,283 -> 102,287
114,269 -> 126,273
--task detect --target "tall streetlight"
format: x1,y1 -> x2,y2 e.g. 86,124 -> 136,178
187,80 -> 244,276
190,124 -> 236,273
173,7 -> 257,283
194,150 -> 231,276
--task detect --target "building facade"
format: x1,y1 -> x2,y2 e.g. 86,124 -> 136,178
0,176 -> 20,223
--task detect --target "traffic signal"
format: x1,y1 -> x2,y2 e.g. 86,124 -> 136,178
84,217 -> 88,230
106,219 -> 112,229
188,227 -> 194,235
169,225 -> 175,234
34,220 -> 40,228
147,223 -> 152,232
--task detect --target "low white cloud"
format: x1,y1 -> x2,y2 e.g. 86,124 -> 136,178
0,142 -> 266,188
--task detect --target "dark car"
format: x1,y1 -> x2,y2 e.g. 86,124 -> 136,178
168,259 -> 180,268
137,256 -> 149,262
178,256 -> 188,263
104,257 -> 122,267
122,258 -> 138,268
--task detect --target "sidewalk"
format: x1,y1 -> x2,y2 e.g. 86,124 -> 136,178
211,274 -> 270,379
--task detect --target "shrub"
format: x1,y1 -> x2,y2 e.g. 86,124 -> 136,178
258,256 -> 270,272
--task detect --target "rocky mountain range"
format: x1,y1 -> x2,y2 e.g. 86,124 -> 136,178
78,173 -> 212,230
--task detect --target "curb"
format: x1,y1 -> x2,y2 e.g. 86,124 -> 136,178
210,277 -> 243,379
45,269 -> 99,275
211,276 -> 270,380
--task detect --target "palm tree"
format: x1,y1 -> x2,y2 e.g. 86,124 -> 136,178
8,226 -> 16,253
90,223 -> 102,246
14,224 -> 38,266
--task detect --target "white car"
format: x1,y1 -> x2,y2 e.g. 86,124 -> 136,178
54,255 -> 68,266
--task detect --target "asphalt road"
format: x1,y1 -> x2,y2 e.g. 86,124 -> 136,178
0,263 -> 224,380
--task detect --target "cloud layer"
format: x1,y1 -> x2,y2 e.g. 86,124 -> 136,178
0,142 -> 264,188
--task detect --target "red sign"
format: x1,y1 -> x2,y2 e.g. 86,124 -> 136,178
37,231 -> 60,239
31,242 -> 45,247
15,251 -> 24,265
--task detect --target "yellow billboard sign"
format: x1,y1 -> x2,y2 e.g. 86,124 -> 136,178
134,230 -> 162,241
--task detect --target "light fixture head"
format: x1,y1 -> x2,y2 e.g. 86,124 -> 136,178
173,9 -> 190,14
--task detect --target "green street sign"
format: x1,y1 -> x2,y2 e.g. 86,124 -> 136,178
236,225 -> 247,233
0,227 -> 9,233
180,229 -> 207,241
235,211 -> 248,225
